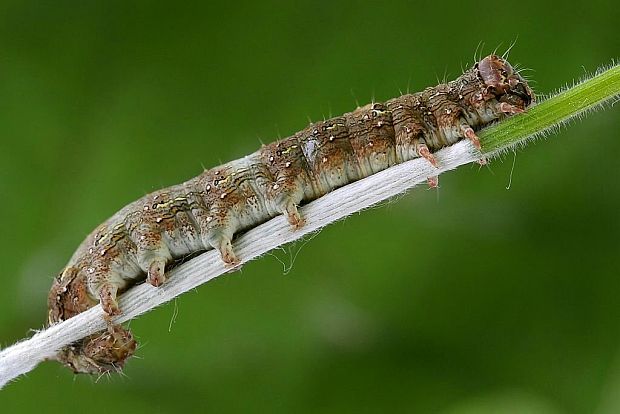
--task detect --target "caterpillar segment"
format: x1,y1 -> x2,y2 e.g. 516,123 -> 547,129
47,54 -> 534,374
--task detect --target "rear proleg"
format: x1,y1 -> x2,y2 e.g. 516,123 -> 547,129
279,194 -> 305,229
98,283 -> 120,319
206,227 -> 240,267
268,179 -> 306,230
134,225 -> 174,287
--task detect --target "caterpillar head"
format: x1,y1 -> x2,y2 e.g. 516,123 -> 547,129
478,54 -> 535,110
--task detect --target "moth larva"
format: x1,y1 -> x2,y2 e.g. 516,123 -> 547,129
47,55 -> 534,374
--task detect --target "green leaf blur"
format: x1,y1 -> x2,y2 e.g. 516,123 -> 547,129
0,1 -> 618,413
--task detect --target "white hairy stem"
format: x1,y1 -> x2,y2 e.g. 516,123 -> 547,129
2,60 -> 618,389
0,140 -> 482,388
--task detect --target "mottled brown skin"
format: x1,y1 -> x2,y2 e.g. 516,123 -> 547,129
55,325 -> 137,375
47,269 -> 138,373
47,55 -> 534,374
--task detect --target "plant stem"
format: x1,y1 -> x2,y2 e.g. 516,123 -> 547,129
0,61 -> 618,389
481,63 -> 620,153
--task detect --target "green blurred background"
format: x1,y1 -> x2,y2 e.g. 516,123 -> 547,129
1,1 -> 618,412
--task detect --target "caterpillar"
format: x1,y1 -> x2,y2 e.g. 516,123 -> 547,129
47,54 -> 534,374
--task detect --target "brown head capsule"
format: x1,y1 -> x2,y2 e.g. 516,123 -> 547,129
478,54 -> 534,109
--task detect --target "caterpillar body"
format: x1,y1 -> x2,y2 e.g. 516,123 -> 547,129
47,55 -> 534,374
